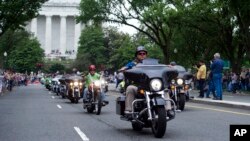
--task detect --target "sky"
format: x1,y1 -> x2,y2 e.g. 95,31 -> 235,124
115,24 -> 138,35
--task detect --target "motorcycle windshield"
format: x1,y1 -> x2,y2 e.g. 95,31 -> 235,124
65,75 -> 83,83
124,58 -> 178,89
172,65 -> 193,80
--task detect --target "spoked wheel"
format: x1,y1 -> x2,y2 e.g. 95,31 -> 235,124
151,106 -> 167,138
96,93 -> 102,115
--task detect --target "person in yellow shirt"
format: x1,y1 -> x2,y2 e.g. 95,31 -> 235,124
196,60 -> 207,98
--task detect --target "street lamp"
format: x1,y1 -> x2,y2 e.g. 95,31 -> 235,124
174,48 -> 178,53
3,51 -> 7,69
4,52 -> 7,57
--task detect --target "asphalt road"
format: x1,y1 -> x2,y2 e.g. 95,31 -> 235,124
0,84 -> 249,141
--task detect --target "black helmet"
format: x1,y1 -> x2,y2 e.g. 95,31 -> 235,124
135,46 -> 147,56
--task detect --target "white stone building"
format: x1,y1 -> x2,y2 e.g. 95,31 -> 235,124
26,0 -> 82,59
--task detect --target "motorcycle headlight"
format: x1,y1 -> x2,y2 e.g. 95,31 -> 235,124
94,80 -> 101,87
177,79 -> 184,85
58,82 -> 60,85
79,82 -> 83,85
74,82 -> 79,86
101,80 -> 106,84
150,79 -> 162,91
70,82 -> 73,86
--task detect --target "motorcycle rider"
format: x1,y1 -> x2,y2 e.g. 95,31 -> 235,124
82,65 -> 108,105
119,46 -> 148,114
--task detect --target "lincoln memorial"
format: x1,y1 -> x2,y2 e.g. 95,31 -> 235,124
26,0 -> 82,59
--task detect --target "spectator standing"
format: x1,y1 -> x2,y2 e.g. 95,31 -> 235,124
246,69 -> 250,91
196,60 -> 207,98
0,72 -> 4,94
210,53 -> 224,100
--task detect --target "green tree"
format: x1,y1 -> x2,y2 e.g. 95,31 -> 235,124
77,0 -> 180,63
49,63 -> 65,73
0,0 -> 48,37
2,30 -> 44,73
76,25 -> 107,70
180,0 -> 250,73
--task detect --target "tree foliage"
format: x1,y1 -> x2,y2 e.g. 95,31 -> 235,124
0,30 -> 44,73
76,25 -> 107,70
179,0 -> 250,72
76,25 -> 164,70
49,63 -> 65,73
0,0 -> 48,37
77,0 -> 179,63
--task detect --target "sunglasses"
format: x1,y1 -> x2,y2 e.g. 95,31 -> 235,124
138,52 -> 147,56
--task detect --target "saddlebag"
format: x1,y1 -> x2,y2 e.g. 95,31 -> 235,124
116,96 -> 125,115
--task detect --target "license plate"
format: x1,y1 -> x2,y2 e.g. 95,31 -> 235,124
75,89 -> 79,92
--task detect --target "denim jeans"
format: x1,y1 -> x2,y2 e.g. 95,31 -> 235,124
206,80 -> 216,98
212,73 -> 223,100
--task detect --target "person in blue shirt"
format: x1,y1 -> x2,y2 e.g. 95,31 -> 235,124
210,53 -> 224,100
119,46 -> 147,114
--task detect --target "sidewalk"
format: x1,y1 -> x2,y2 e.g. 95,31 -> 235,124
108,83 -> 250,110
189,90 -> 250,110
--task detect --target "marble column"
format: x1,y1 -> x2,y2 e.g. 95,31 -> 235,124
30,18 -> 37,37
45,15 -> 52,55
60,15 -> 67,56
74,22 -> 81,58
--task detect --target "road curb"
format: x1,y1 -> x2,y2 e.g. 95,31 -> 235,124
189,98 -> 250,110
108,84 -> 250,110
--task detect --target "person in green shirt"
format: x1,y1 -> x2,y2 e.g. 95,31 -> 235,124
83,65 -> 108,104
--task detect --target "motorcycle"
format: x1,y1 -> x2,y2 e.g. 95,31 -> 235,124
45,76 -> 52,91
51,75 -> 63,95
64,75 -> 84,103
169,65 -> 193,111
58,76 -> 68,99
83,76 -> 108,115
116,58 -> 178,138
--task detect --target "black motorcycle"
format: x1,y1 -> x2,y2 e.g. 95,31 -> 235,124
83,76 -> 108,115
62,75 -> 84,103
169,65 -> 193,111
116,58 -> 178,138
59,76 -> 69,99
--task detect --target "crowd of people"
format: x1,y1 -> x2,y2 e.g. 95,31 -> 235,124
193,54 -> 250,101
0,70 -> 42,94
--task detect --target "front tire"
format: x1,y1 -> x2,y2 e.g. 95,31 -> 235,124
151,107 -> 167,138
87,104 -> 95,113
178,94 -> 186,111
96,93 -> 102,115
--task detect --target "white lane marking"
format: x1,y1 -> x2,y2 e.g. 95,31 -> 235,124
57,105 -> 62,109
187,105 -> 250,116
52,96 -> 55,99
74,126 -> 89,141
